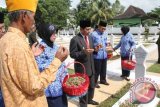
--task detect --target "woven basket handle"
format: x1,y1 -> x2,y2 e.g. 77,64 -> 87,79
65,61 -> 86,75
60,61 -> 86,82
109,43 -> 119,56
129,49 -> 135,61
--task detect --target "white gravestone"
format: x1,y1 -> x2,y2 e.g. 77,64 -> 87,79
110,34 -> 114,47
135,45 -> 148,79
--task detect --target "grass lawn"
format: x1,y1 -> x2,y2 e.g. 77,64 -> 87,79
158,89 -> 160,98
67,68 -> 74,74
147,63 -> 160,73
97,83 -> 131,107
158,101 -> 160,107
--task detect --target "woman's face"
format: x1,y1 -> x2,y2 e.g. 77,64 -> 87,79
50,33 -> 56,42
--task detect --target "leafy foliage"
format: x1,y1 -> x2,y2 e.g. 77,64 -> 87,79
35,0 -> 71,29
73,0 -> 124,26
0,7 -> 9,27
112,0 -> 125,17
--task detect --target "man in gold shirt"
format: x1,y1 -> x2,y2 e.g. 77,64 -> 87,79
0,0 -> 69,107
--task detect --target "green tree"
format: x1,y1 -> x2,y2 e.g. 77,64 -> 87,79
35,0 -> 71,29
89,0 -> 113,25
112,0 -> 125,17
142,7 -> 160,26
73,0 -> 113,26
73,0 -> 91,26
148,7 -> 160,23
0,7 -> 10,28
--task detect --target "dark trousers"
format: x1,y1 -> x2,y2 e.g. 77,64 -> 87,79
121,56 -> 130,77
158,45 -> 160,63
79,75 -> 95,107
0,89 -> 5,107
47,93 -> 68,107
79,88 -> 95,107
94,59 -> 107,84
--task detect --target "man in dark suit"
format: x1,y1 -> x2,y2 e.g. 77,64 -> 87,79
156,28 -> 160,63
69,19 -> 99,107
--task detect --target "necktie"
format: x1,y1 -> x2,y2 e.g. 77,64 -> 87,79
84,36 -> 90,48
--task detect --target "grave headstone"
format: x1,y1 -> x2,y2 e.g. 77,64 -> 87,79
135,45 -> 148,79
110,34 -> 114,47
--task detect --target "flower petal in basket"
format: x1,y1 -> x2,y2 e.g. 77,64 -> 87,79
62,73 -> 89,96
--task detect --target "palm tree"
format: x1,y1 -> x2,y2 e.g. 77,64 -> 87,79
150,7 -> 160,23
88,0 -> 113,25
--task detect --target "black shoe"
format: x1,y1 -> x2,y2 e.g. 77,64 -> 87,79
124,77 -> 130,81
88,100 -> 99,105
100,82 -> 110,85
120,75 -> 125,78
95,84 -> 100,88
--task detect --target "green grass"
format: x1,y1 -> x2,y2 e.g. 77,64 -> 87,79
97,83 -> 131,107
157,89 -> 160,98
119,100 -> 138,107
67,68 -> 74,74
147,63 -> 160,73
158,101 -> 160,107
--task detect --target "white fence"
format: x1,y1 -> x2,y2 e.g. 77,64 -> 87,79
57,26 -> 159,46
106,26 -> 159,35
58,26 -> 159,37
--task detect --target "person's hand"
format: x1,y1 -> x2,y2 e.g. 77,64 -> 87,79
107,42 -> 111,46
129,48 -> 134,52
32,42 -> 45,57
94,44 -> 102,52
55,46 -> 69,62
84,48 -> 94,55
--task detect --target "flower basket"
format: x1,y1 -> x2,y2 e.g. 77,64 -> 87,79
122,60 -> 136,70
106,44 -> 113,59
107,50 -> 113,59
62,61 -> 89,96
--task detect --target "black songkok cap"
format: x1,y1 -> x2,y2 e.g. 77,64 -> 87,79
80,19 -> 91,28
0,12 -> 4,23
99,20 -> 107,27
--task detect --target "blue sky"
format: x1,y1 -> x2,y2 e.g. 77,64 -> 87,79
1,0 -> 160,12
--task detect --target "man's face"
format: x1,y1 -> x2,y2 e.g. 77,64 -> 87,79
98,25 -> 106,33
0,23 -> 5,38
22,11 -> 35,34
81,27 -> 91,36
